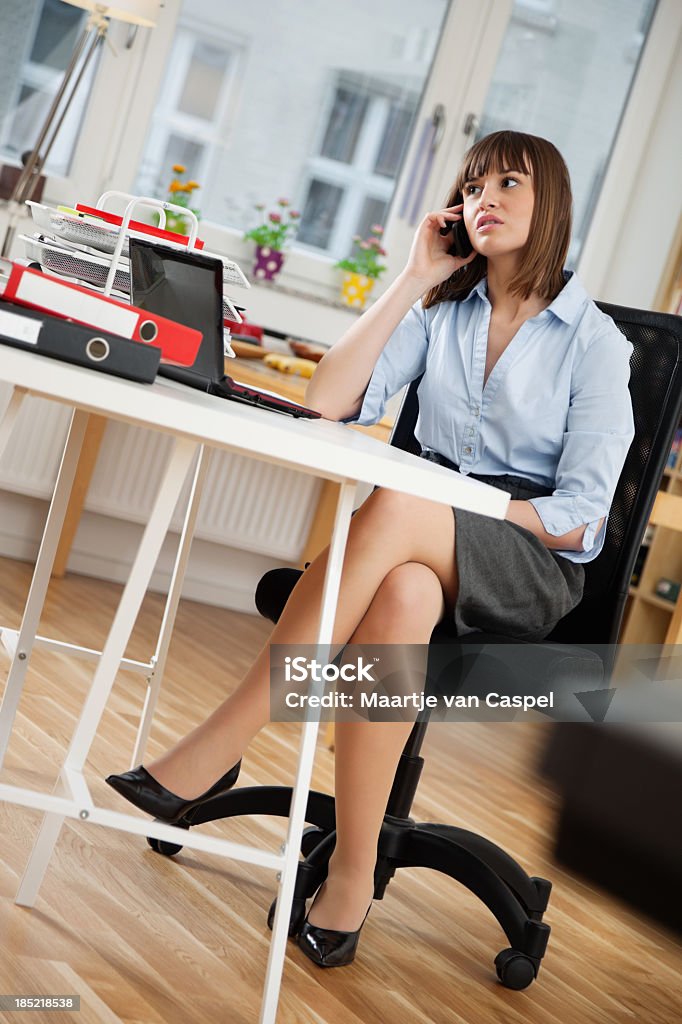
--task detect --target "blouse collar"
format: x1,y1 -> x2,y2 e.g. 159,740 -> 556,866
461,270 -> 589,325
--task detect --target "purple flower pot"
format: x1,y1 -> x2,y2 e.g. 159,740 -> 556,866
253,246 -> 284,281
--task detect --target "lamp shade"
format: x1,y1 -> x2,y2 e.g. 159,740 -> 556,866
62,0 -> 160,27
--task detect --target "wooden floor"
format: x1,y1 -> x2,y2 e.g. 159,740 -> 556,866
0,556 -> 679,1024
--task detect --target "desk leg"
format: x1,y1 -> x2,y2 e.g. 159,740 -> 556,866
15,436 -> 198,907
0,408 -> 89,771
0,386 -> 27,461
130,445 -> 211,768
51,413 -> 108,579
260,478 -> 357,1024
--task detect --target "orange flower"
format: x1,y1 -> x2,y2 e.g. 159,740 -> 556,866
172,163 -> 186,174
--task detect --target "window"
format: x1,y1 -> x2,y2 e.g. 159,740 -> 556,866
131,0 -> 448,258
134,29 -> 243,212
295,75 -> 417,258
474,0 -> 660,265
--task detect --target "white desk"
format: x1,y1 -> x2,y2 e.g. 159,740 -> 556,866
0,346 -> 508,1024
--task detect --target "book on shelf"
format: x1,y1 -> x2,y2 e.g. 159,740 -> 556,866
667,426 -> 682,469
630,524 -> 655,589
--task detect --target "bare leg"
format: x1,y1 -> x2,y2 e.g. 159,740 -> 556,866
306,562 -> 449,932
147,489 -> 457,800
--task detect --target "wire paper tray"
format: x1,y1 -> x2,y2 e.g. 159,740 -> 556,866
27,200 -> 140,256
25,201 -> 250,289
22,234 -> 130,294
21,233 -> 243,324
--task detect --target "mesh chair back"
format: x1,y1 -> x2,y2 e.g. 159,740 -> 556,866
389,303 -> 682,645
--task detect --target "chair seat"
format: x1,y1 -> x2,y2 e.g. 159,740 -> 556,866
255,566 -> 303,623
429,627 -> 604,705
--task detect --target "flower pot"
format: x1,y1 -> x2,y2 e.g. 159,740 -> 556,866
164,211 -> 194,234
340,272 -> 374,308
152,210 -> 195,235
253,246 -> 284,281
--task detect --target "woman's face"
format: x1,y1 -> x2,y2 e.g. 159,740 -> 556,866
461,166 -> 535,260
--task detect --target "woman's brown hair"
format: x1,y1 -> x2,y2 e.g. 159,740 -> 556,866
423,130 -> 572,309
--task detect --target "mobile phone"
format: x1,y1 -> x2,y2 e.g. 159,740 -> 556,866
439,199 -> 473,259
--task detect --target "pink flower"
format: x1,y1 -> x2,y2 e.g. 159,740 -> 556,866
269,212 -> 282,223
369,237 -> 382,248
359,240 -> 370,250
371,224 -> 384,235
379,246 -> 387,256
255,203 -> 265,211
352,234 -> 361,242
277,198 -> 290,206
289,210 -> 301,219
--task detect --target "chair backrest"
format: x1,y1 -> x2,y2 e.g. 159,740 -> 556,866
389,302 -> 682,645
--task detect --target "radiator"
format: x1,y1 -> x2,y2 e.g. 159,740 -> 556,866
0,387 -> 321,561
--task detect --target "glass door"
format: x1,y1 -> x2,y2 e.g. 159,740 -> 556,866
387,0 -> 659,279
471,0 -> 659,266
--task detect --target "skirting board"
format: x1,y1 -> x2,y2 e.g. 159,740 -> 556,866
0,489 -> 290,613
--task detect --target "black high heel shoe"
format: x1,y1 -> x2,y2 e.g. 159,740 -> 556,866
105,760 -> 241,824
297,883 -> 372,968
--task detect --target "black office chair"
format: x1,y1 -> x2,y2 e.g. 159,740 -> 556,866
147,303 -> 682,990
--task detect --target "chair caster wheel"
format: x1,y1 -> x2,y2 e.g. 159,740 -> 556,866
267,896 -> 306,937
156,839 -> 185,857
146,835 -> 185,856
494,948 -> 537,990
146,817 -> 190,857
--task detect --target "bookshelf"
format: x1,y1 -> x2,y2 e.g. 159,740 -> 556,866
620,217 -> 682,644
621,442 -> 682,643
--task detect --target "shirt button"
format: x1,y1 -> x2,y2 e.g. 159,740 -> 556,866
463,446 -> 473,455
471,405 -> 480,416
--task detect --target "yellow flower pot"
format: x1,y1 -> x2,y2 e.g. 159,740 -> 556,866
341,272 -> 375,308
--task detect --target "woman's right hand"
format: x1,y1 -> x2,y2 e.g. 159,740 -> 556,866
403,204 -> 477,289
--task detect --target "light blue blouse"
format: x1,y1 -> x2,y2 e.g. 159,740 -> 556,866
346,271 -> 635,563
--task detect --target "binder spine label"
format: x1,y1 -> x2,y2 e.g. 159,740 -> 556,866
14,272 -> 137,337
0,308 -> 41,345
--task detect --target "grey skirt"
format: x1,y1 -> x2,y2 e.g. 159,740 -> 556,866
420,450 -> 585,642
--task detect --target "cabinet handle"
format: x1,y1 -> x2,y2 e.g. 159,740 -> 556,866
398,103 -> 446,226
462,112 -> 480,138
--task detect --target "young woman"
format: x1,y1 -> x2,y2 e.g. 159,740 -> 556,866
107,130 -> 634,968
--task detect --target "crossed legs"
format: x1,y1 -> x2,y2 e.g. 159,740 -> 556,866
146,488 -> 458,931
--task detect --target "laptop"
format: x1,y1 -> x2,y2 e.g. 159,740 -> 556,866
129,238 -> 321,419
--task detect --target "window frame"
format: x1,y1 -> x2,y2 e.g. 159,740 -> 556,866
295,82 -> 405,257
134,26 -> 246,206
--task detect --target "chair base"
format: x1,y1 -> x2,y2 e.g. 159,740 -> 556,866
146,783 -> 551,988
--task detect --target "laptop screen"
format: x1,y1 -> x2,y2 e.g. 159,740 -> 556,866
129,238 -> 224,388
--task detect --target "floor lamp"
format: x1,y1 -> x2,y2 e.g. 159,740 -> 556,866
1,0 -> 159,258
